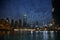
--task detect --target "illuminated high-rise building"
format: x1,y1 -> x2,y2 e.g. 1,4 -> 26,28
23,13 -> 27,27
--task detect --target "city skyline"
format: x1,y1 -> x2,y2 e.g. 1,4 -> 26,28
0,0 -> 52,25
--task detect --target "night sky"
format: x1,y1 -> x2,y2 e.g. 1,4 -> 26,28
0,0 -> 52,25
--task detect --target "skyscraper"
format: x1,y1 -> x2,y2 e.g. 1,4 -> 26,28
52,0 -> 60,25
15,20 -> 19,27
19,19 -> 22,27
35,21 -> 39,27
11,19 -> 14,27
23,13 -> 27,27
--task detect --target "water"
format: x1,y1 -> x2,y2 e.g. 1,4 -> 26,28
0,31 -> 60,40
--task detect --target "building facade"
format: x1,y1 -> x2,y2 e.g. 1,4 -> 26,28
52,0 -> 60,25
23,13 -> 27,27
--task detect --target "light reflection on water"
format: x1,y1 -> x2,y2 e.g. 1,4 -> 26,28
43,31 -> 48,40
0,31 -> 60,40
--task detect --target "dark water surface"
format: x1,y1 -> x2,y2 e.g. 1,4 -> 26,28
0,31 -> 60,40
